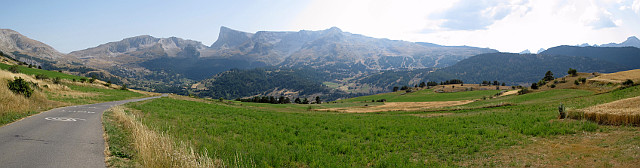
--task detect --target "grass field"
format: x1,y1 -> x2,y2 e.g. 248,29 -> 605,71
340,88 -> 501,103
118,84 -> 640,167
0,63 -> 85,80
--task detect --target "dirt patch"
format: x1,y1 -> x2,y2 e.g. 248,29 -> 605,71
463,128 -> 640,167
318,100 -> 474,113
499,89 -> 520,97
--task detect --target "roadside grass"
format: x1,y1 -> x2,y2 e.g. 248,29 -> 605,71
1,67 -> 145,126
48,84 -> 144,104
103,106 -> 217,168
124,84 -> 629,167
340,89 -> 501,103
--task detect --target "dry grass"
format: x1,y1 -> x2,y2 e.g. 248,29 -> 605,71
589,69 -> 640,84
464,128 -> 640,167
0,69 -> 65,115
570,96 -> 640,126
432,84 -> 512,93
107,106 -> 219,168
317,100 -> 474,113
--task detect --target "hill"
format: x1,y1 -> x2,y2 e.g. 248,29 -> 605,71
598,36 -> 640,48
540,45 -> 640,69
356,52 -> 629,89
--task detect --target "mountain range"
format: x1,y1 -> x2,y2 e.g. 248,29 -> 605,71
0,27 -> 638,100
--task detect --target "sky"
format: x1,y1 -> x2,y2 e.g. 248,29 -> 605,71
1,0 -> 639,53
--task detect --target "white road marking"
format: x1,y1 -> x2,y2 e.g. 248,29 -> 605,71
44,117 -> 86,122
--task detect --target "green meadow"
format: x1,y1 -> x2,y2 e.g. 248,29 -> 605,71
123,85 -> 640,167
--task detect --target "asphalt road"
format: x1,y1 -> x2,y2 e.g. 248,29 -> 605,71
0,95 -> 164,168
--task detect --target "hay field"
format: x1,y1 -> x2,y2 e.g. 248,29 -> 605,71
589,69 -> 640,84
571,96 -> 640,126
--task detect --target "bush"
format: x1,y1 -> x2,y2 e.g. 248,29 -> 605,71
8,65 -> 20,73
8,77 -> 34,97
89,78 -> 96,83
120,84 -> 128,90
550,84 -> 556,88
35,74 -> 49,80
574,80 -> 580,85
53,77 -> 61,84
623,79 -> 634,86
518,88 -> 530,95
531,83 -> 538,90
80,78 -> 87,83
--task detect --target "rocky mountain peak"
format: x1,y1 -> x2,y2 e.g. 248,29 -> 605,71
211,26 -> 254,49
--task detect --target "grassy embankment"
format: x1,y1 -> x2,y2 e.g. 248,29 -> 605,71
111,84 -> 640,167
0,63 -> 147,126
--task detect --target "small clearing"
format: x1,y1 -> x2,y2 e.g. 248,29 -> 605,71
317,100 -> 474,113
499,89 -> 520,97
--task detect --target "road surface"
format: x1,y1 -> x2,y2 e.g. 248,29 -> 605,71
0,95 -> 164,168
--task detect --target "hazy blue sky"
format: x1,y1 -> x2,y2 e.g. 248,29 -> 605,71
2,0 -> 639,53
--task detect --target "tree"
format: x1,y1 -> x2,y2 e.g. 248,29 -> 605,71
543,71 -> 554,81
501,82 -> 506,86
302,98 -> 309,104
38,65 -> 42,69
531,83 -> 538,89
392,86 -> 399,92
419,82 -> 426,88
568,68 -> 577,76
574,80 -> 580,85
279,96 -> 285,104
284,97 -> 291,104
294,97 -> 301,104
400,86 -> 409,90
120,84 -> 128,90
493,81 -> 499,86
427,81 -> 438,86
315,96 -> 321,104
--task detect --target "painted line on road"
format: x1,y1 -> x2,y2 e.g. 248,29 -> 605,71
44,117 -> 86,122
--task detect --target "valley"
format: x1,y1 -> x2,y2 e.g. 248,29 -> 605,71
1,25 -> 640,167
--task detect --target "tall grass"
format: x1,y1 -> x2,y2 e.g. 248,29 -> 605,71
106,106 -> 218,168
0,69 -> 64,125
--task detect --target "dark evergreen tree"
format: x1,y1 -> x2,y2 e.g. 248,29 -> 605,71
543,71 -> 554,81
419,82 -> 426,88
315,96 -> 321,104
294,97 -> 301,104
567,68 -> 577,76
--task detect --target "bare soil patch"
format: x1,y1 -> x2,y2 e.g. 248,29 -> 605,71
318,100 -> 474,113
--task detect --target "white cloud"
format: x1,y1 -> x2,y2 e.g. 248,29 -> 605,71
430,0 -> 530,30
633,0 -> 640,13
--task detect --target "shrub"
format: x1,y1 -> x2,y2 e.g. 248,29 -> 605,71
120,84 -> 128,90
8,65 -> 20,73
531,83 -> 538,90
35,74 -> 49,80
8,77 -> 34,97
574,80 -> 580,85
80,78 -> 87,83
623,79 -> 634,86
518,88 -> 530,95
52,77 -> 61,84
89,78 -> 96,83
550,84 -> 556,88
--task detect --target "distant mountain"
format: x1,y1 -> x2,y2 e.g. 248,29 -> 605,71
210,26 -> 498,70
536,48 -> 546,54
519,49 -> 531,54
540,45 -> 640,69
356,52 -> 630,89
599,36 -> 640,48
0,29 -> 71,64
